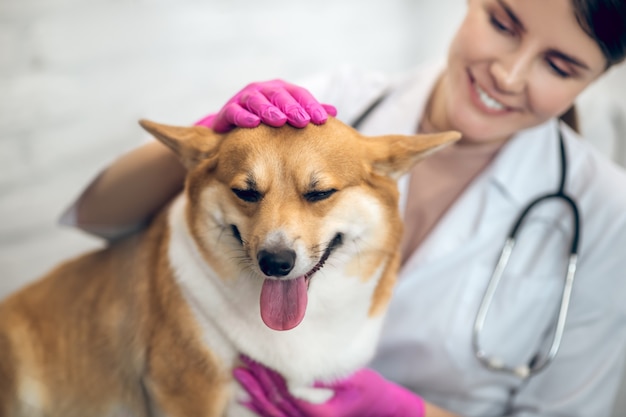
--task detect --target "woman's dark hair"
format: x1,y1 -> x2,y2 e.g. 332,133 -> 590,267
560,0 -> 626,132
571,0 -> 626,67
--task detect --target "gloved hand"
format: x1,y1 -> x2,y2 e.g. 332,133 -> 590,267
194,80 -> 337,133
234,356 -> 426,417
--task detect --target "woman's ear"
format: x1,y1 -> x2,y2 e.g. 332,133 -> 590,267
138,120 -> 222,170
369,131 -> 462,179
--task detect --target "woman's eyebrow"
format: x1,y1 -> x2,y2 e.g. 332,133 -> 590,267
496,0 -> 526,32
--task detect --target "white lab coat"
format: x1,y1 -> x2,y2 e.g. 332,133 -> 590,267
306,62 -> 626,416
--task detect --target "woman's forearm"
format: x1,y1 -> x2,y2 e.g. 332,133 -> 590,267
424,401 -> 461,417
76,140 -> 186,230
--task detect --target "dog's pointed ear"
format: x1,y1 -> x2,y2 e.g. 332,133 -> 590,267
139,119 -> 222,170
369,131 -> 462,179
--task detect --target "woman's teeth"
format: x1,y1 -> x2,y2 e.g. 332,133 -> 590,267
475,84 -> 505,111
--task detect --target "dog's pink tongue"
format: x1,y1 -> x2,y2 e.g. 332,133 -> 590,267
260,276 -> 308,331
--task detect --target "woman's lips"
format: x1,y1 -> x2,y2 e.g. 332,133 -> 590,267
467,71 -> 517,116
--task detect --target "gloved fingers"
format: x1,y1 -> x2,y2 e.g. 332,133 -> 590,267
234,367 -> 294,417
258,80 -> 335,126
282,84 -> 335,125
234,368 -> 283,416
213,102 -> 261,133
321,104 -> 338,118
269,390 -> 306,417
209,79 -> 336,133
292,400 -> 336,417
256,85 -> 310,128
240,90 -> 290,127
241,357 -> 290,398
239,399 -> 267,417
238,356 -> 307,416
234,367 -> 269,400
245,400 -> 302,417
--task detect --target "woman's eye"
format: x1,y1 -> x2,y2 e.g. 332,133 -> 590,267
547,59 -> 572,78
303,189 -> 337,203
232,188 -> 263,203
490,15 -> 513,35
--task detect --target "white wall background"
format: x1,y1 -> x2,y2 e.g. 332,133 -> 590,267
1,0 -> 625,414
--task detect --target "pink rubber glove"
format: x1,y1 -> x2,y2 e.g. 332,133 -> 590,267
194,80 -> 337,133
234,356 -> 426,417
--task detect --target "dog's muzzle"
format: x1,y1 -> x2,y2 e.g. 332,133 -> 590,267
257,233 -> 344,331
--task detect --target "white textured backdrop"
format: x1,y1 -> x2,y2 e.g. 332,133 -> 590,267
0,0 -> 466,297
1,0 -> 625,414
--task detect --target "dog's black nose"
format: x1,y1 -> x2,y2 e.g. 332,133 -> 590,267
257,249 -> 296,277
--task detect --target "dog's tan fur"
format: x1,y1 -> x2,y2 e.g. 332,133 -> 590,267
0,218 -> 228,417
0,118 -> 459,417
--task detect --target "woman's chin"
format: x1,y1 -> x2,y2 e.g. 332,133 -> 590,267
452,118 -> 512,145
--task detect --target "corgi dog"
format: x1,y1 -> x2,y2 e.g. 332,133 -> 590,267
0,117 -> 460,417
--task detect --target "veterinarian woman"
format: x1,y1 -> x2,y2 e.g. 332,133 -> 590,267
63,0 -> 626,416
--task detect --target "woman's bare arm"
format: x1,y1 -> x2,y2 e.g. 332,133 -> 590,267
424,402 -> 461,417
75,140 -> 186,232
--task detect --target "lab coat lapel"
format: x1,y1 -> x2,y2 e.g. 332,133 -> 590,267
404,119 -> 562,267
357,61 -> 445,136
357,62 -> 447,222
490,119 -> 562,204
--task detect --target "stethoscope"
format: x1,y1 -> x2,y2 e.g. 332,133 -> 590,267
472,128 -> 581,380
351,92 -> 581,380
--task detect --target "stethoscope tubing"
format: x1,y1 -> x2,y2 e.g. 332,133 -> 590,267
472,128 -> 581,379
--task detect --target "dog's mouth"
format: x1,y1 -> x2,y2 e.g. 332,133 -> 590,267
258,232 -> 344,332
304,232 -> 343,284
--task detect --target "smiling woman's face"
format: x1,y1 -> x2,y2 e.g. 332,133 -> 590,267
433,0 -> 607,143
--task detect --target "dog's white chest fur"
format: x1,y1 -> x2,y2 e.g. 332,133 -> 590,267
166,195 -> 386,415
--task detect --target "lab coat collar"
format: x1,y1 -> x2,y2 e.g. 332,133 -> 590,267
358,60 -> 445,136
489,118 -> 562,205
390,61 -> 445,135
405,118 -> 562,267
389,61 -> 446,216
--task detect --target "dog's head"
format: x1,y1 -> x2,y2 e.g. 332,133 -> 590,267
140,118 -> 460,331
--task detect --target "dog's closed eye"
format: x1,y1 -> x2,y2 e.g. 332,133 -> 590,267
303,189 -> 337,203
232,188 -> 263,203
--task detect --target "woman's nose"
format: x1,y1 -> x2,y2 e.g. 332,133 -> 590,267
490,50 -> 533,94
